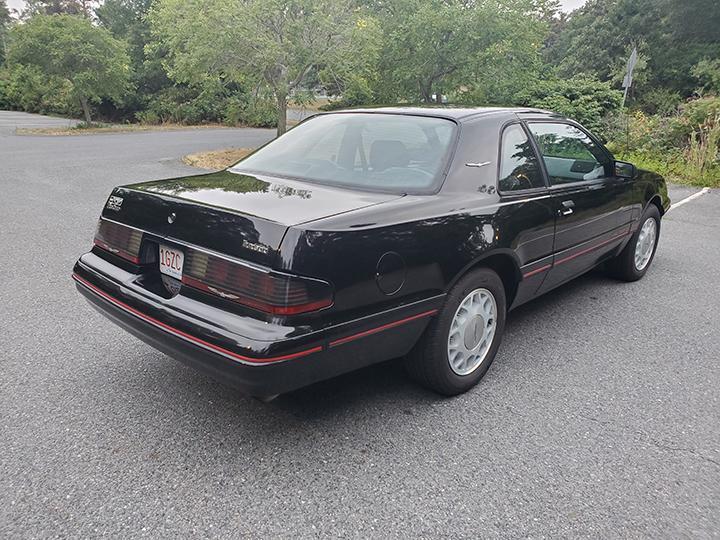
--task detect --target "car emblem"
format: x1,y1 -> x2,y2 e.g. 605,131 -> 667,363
106,195 -> 123,211
207,286 -> 240,300
167,212 -> 176,224
465,161 -> 491,168
161,274 -> 182,296
242,239 -> 269,254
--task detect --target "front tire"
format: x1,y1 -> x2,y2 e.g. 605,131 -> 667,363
405,268 -> 506,396
608,205 -> 661,282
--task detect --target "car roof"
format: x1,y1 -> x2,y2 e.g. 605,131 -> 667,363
326,106 -> 563,123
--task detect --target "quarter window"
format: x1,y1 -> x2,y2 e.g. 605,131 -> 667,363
527,122 -> 610,185
498,124 -> 545,192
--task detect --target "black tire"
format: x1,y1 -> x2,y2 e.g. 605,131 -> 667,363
607,205 -> 661,282
405,268 -> 506,396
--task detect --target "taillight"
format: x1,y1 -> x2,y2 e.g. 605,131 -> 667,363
182,250 -> 333,315
93,220 -> 142,263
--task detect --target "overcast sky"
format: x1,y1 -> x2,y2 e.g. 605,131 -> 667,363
559,0 -> 587,11
7,0 -> 588,14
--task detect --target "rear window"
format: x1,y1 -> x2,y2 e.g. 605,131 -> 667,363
231,113 -> 457,194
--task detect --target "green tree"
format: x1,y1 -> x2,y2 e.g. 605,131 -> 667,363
372,0 -> 553,105
150,0 -> 379,135
516,75 -> 622,137
21,0 -> 98,18
96,0 -> 173,119
693,59 -> 720,97
0,0 -> 11,65
545,0 -> 720,108
7,14 -> 131,122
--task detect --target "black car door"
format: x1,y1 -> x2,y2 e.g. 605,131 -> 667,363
494,122 -> 556,307
526,121 -> 632,292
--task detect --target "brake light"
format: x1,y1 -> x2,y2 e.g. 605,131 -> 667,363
93,220 -> 142,263
182,250 -> 333,315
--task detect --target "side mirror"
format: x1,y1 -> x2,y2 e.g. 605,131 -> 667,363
614,160 -> 636,179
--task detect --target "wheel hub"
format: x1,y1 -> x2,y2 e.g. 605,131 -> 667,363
634,217 -> 657,271
448,288 -> 497,376
463,315 -> 486,349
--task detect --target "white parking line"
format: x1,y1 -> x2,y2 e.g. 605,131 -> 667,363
667,187 -> 711,212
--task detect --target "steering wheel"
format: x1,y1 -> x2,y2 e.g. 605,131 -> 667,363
513,173 -> 534,190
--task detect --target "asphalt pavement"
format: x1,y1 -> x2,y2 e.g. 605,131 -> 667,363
1,111 -> 718,538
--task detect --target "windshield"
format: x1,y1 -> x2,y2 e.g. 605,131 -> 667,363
231,113 -> 457,193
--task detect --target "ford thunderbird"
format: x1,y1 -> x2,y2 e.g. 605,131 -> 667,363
73,107 -> 670,399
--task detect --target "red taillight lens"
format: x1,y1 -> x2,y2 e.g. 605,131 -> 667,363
93,220 -> 142,263
182,250 -> 333,315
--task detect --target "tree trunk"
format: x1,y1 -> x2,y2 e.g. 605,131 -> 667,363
420,82 -> 433,103
276,94 -> 288,136
79,96 -> 92,124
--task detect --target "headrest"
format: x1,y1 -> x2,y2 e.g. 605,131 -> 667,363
369,140 -> 409,172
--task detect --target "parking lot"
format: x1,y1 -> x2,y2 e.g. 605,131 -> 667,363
1,111 -> 718,537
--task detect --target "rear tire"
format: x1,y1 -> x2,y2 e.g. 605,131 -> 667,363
405,268 -> 506,396
607,205 -> 661,282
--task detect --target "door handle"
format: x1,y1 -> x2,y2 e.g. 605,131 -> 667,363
559,199 -> 574,216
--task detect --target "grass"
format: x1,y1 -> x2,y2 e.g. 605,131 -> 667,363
611,148 -> 720,188
182,147 -> 255,170
16,122 -> 233,136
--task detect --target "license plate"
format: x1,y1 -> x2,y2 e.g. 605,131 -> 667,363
159,244 -> 184,280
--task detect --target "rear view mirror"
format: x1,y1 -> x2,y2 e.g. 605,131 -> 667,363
614,160 -> 636,179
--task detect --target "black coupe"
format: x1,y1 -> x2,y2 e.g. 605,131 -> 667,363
73,107 -> 670,399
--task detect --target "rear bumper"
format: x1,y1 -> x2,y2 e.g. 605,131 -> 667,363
73,253 -> 442,397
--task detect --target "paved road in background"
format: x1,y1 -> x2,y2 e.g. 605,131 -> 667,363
1,111 -> 718,538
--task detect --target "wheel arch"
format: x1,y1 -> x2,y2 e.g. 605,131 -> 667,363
447,250 -> 522,308
647,194 -> 665,216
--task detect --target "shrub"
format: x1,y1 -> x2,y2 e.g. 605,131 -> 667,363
607,97 -> 720,187
319,77 -> 375,111
692,59 -> 720,96
516,75 -> 623,139
1,64 -> 79,117
224,96 -> 277,128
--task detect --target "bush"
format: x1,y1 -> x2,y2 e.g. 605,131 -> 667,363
607,97 -> 720,187
0,71 -> 9,110
224,96 -> 277,128
134,80 -> 277,127
516,75 -> 623,139
319,77 -> 375,111
692,59 -> 720,96
1,65 -> 80,117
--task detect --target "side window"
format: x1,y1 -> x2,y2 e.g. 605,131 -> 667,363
527,122 -> 610,185
498,124 -> 545,192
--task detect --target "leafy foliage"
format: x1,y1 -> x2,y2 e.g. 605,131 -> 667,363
373,0 -> 552,105
0,1 -> 10,65
6,14 -> 130,122
545,0 -> 720,109
0,63 -> 79,114
607,98 -> 720,187
150,0 -> 379,134
0,0 -> 718,186
21,0 -> 98,18
693,59 -> 720,97
516,75 -> 622,138
95,0 -> 171,120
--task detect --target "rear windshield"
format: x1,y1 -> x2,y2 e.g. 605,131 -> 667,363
231,113 -> 457,194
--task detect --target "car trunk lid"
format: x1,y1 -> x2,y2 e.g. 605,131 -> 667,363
102,170 -> 402,266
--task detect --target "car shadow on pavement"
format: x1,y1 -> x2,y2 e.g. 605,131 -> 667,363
94,267 -> 617,436
271,268 -> 613,415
